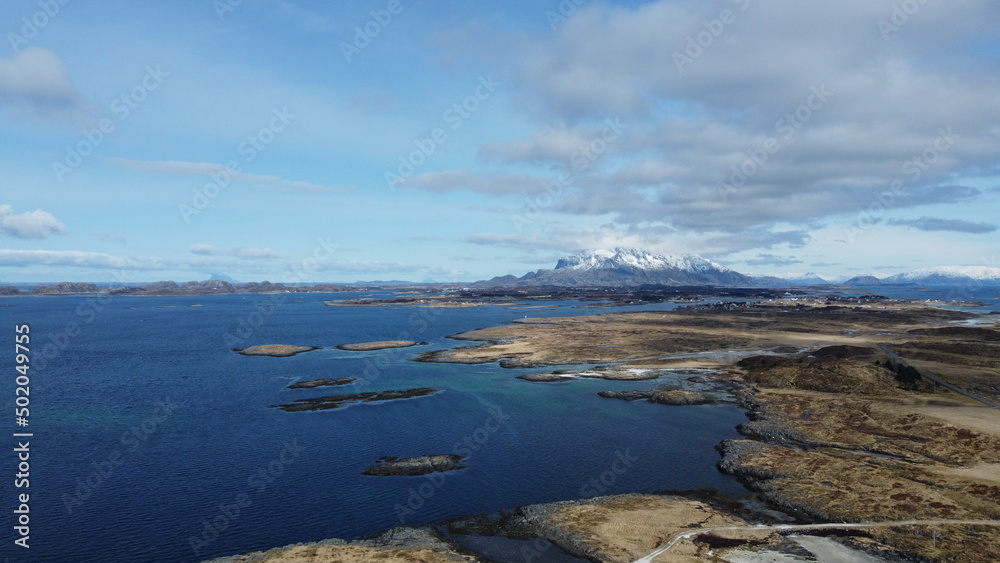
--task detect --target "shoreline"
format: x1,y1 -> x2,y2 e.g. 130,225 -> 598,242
211,297 -> 1000,562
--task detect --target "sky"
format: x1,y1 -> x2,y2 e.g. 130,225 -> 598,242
1,0 -> 999,284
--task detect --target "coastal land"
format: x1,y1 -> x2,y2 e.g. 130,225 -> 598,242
215,295 -> 1000,562
337,340 -> 426,351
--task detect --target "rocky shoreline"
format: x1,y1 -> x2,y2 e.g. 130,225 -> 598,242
216,299 -> 1000,562
202,526 -> 481,563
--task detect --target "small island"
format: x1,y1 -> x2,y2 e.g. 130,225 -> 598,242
598,389 -> 713,405
336,340 -> 426,351
273,388 -> 440,412
516,373 -> 577,382
363,454 -> 466,476
287,377 -> 356,389
233,344 -> 319,357
518,367 -> 664,382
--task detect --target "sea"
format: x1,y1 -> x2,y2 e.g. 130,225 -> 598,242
1,286 -> 997,562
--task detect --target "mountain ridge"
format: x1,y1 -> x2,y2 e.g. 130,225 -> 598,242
476,247 -> 753,287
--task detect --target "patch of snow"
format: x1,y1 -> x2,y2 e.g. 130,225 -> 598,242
558,247 -> 732,274
890,266 -> 1000,281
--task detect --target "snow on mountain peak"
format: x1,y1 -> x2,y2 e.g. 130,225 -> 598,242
556,248 -> 731,273
891,265 -> 1000,281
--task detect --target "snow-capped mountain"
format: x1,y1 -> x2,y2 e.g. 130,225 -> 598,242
880,266 -> 1000,286
555,248 -> 734,274
478,248 -> 752,287
840,266 -> 1000,287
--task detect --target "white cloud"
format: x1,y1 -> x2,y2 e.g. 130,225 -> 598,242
233,247 -> 282,260
0,250 -> 149,269
108,158 -> 350,193
189,243 -> 218,256
412,1 -> 1000,257
0,48 -> 85,120
0,205 -> 68,239
745,254 -> 804,267
886,216 -> 997,234
399,170 -> 550,195
481,126 -> 605,164
463,234 -> 578,252
463,221 -> 811,260
190,245 -> 281,260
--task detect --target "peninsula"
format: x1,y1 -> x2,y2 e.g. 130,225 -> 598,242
216,294 -> 1000,562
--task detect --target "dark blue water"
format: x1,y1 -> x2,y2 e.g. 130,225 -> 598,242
2,293 -> 749,562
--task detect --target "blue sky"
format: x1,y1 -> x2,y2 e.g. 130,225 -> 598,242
1,0 -> 999,283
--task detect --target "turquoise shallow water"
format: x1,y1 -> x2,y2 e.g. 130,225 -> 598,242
2,293 -> 748,562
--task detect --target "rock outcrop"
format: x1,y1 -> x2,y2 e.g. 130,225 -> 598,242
287,377 -> 356,389
598,389 -> 713,405
273,388 -> 440,412
363,455 -> 466,476
233,345 -> 319,357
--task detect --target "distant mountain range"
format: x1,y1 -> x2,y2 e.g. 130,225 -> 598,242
846,266 -> 1000,287
4,249 -> 1000,294
477,248 -> 1000,289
